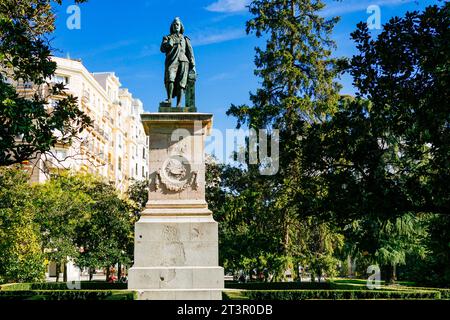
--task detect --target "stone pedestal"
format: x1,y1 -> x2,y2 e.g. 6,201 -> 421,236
128,113 -> 224,300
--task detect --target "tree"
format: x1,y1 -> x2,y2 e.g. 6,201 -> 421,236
343,213 -> 428,284
225,0 -> 344,275
206,158 -> 344,281
0,166 -> 45,283
424,214 -> 450,287
298,3 -> 449,282
74,177 -> 135,281
399,214 -> 450,287
126,179 -> 150,216
0,0 -> 90,166
347,3 -> 449,216
32,172 -> 93,282
303,3 -> 450,221
206,159 -> 283,279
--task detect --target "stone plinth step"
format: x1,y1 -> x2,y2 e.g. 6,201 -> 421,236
128,266 -> 224,290
134,289 -> 223,300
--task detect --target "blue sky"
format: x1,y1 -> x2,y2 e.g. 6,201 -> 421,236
52,0 -> 440,136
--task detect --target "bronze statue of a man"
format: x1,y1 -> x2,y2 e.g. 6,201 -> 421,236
160,17 -> 196,108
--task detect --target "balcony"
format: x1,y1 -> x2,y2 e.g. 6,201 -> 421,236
82,90 -> 90,103
17,82 -> 34,90
102,111 -> 112,123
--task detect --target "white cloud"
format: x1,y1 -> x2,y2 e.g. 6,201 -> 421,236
190,29 -> 246,46
205,0 -> 251,13
321,0 -> 415,17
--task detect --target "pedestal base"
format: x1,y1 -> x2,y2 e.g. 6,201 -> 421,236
128,215 -> 224,300
128,266 -> 224,300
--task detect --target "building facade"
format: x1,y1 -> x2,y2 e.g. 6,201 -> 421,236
27,57 -> 149,192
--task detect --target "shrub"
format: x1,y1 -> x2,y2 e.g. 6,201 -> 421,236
0,290 -> 135,301
226,282 -> 331,290
244,289 -> 441,300
1,281 -> 127,291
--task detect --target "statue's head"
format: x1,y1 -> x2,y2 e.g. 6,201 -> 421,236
170,17 -> 184,34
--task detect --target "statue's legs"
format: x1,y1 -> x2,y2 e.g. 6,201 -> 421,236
166,82 -> 174,107
175,62 -> 189,108
176,89 -> 185,108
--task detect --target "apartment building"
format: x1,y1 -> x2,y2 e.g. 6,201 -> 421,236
27,57 -> 149,192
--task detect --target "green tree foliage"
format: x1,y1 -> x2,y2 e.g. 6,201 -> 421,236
0,168 -> 135,283
424,215 -> 450,286
0,167 -> 45,283
301,3 -> 449,221
126,179 -> 150,216
228,0 -> 342,128
399,214 -> 450,287
32,172 -> 93,281
343,214 -> 429,283
206,159 -> 343,281
218,1 -> 449,284
223,0 -> 344,279
299,2 -> 449,283
74,177 -> 135,279
206,160 -> 284,278
0,0 -> 91,166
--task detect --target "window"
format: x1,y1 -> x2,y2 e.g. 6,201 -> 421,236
135,163 -> 138,177
51,75 -> 69,85
54,149 -> 67,161
142,148 -> 146,159
118,157 -> 122,171
47,99 -> 58,109
142,166 -> 145,178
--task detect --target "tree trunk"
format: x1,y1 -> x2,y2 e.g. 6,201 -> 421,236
106,267 -> 110,282
392,264 -> 397,284
347,255 -> 352,277
63,263 -> 67,283
55,262 -> 60,283
118,262 -> 122,280
89,268 -> 93,281
382,264 -> 397,284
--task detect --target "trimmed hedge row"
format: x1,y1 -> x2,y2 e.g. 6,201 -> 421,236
243,289 -> 441,300
382,286 -> 450,299
1,281 -> 127,291
225,282 -> 331,290
0,290 -> 136,301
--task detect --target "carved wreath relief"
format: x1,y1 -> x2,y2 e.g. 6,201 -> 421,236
154,140 -> 198,192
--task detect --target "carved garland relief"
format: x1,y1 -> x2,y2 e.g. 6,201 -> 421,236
154,140 -> 199,192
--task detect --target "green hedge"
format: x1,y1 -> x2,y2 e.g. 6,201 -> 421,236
439,289 -> 450,299
0,290 -> 136,301
243,289 -> 441,300
226,282 -> 331,290
1,281 -> 127,291
381,286 -> 450,299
